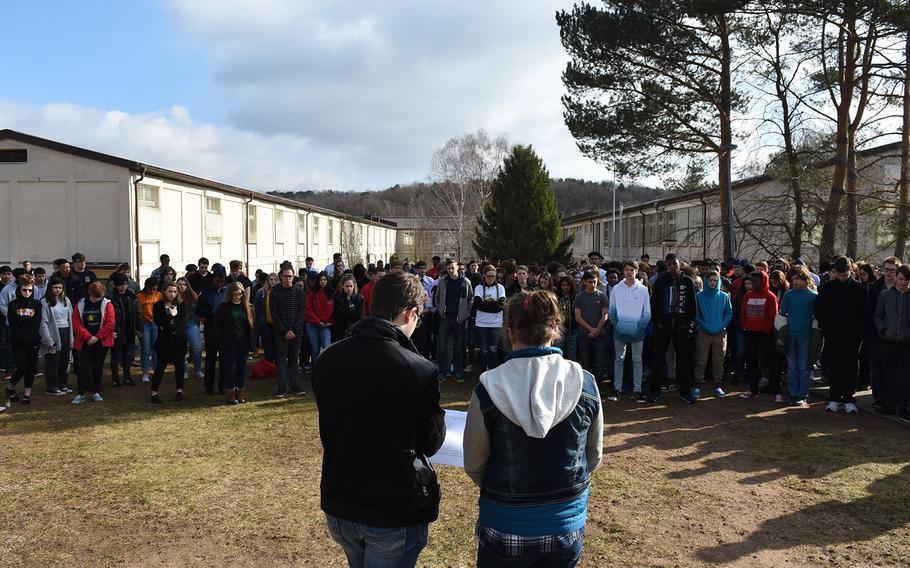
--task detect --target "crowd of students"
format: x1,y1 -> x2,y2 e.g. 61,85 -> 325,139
0,249 -> 907,421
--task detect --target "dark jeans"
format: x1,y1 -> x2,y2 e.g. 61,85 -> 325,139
0,324 -> 12,371
152,347 -> 186,392
275,335 -> 302,391
476,527 -> 584,567
744,330 -> 781,395
412,314 -> 433,358
10,341 -> 39,389
45,327 -> 71,390
823,338 -> 860,403
868,334 -> 885,402
203,323 -> 221,392
77,343 -> 108,395
258,325 -> 276,362
881,341 -> 910,413
110,336 -> 133,384
576,329 -> 606,378
437,317 -> 465,376
651,325 -> 694,396
475,326 -> 501,372
221,338 -> 249,390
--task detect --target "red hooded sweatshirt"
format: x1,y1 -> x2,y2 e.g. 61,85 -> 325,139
305,290 -> 335,325
741,271 -> 778,334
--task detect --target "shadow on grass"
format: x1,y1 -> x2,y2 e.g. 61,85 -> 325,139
604,397 -> 910,563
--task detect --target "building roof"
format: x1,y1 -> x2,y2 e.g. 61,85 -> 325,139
0,129 -> 397,230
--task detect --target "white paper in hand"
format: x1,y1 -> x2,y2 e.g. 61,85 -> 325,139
430,410 -> 466,468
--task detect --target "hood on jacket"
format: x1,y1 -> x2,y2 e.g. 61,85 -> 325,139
752,271 -> 770,293
479,348 -> 585,439
704,274 -> 721,294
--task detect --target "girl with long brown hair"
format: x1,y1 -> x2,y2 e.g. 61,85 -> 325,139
214,282 -> 256,404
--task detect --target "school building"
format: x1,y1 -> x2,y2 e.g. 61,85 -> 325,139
562,141 -> 903,264
0,129 -> 398,279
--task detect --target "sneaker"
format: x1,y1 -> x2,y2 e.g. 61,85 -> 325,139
195,372 -> 205,379
175,391 -> 185,401
898,411 -> 910,423
464,364 -> 474,373
825,401 -> 842,412
5,388 -> 18,403
71,394 -> 86,404
150,393 -> 163,404
59,386 -> 72,394
302,364 -> 313,373
141,374 -> 150,383
774,394 -> 784,403
795,399 -> 809,407
437,374 -> 447,384
290,387 -> 306,396
92,393 -> 103,402
273,389 -> 286,399
844,402 -> 859,414
20,395 -> 30,405
46,388 -> 66,396
679,392 -> 697,405
606,392 -> 620,402
692,387 -> 701,399
635,392 -> 647,403
124,378 -> 135,386
646,393 -> 660,404
3,372 -> 10,381
112,380 -> 121,387
454,373 -> 465,383
35,372 -> 43,378
0,405 -> 5,412
712,387 -> 727,398
739,391 -> 759,399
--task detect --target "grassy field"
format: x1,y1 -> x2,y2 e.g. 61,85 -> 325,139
0,367 -> 908,567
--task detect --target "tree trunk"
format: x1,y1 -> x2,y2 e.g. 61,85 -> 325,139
717,14 -> 734,261
845,140 -> 858,258
895,31 -> 910,260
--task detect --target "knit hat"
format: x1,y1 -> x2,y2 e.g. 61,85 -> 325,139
0,266 -> 11,275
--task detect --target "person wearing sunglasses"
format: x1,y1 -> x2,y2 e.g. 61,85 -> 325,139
6,274 -> 44,405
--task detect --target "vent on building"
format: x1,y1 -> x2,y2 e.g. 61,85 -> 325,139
0,149 -> 27,163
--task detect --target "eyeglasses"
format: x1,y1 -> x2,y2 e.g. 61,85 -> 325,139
20,288 -> 33,294
884,267 -> 897,273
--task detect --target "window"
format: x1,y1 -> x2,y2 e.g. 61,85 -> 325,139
0,149 -> 27,163
248,206 -> 258,244
327,219 -> 334,246
205,197 -> 222,242
664,210 -> 677,242
298,214 -> 307,244
137,184 -> 159,208
644,214 -> 657,244
312,217 -> 320,245
630,216 -> 642,246
275,210 -> 285,244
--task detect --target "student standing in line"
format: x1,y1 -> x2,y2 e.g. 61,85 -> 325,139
107,273 -> 142,386
693,270 -> 733,399
574,271 -> 609,382
873,263 -> 910,419
177,277 -> 204,380
778,266 -> 818,407
609,261 -> 652,402
150,282 -> 187,404
270,267 -> 306,398
137,278 -> 161,384
305,272 -> 335,363
473,265 -> 506,372
740,271 -> 782,401
434,259 -> 473,383
464,290 -> 603,567
556,276 -> 578,361
214,282 -> 256,405
649,254 -> 698,404
40,277 -> 73,396
6,275 -> 44,405
332,274 -> 364,342
253,273 -> 279,363
71,282 -> 115,404
68,253 -> 98,305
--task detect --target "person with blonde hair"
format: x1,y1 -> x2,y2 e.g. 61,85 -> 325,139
150,282 -> 187,404
464,290 -> 603,566
214,282 -> 256,404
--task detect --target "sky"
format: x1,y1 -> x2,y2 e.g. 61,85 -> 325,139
1,0 -> 620,193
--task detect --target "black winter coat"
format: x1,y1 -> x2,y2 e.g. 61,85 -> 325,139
332,292 -> 364,342
213,301 -> 256,354
108,290 -> 142,341
153,300 -> 187,360
814,277 -> 868,343
312,317 -> 445,528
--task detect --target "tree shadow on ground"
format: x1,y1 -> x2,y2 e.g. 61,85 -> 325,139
604,397 -> 910,564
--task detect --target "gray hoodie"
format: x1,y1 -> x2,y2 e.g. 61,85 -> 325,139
874,286 -> 910,344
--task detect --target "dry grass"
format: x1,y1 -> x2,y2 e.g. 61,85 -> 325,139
0,369 -> 908,567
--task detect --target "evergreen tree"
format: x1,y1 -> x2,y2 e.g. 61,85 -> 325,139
473,145 -> 573,263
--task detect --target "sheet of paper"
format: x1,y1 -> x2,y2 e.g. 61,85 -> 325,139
430,409 -> 466,468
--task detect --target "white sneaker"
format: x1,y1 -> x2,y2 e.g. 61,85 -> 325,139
92,393 -> 104,402
844,403 -> 859,414
195,372 -> 205,379
71,394 -> 86,404
774,394 -> 784,403
0,405 -> 6,412
825,401 -> 842,412
141,374 -> 150,383
464,364 -> 474,373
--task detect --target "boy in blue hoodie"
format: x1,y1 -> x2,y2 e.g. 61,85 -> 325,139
694,270 -> 733,398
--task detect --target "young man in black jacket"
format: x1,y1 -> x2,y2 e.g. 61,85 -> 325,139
312,272 -> 445,568
649,253 -> 698,404
815,256 -> 868,413
107,273 -> 142,386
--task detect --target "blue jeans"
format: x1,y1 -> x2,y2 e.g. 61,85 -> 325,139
437,317 -> 465,376
325,514 -> 428,568
614,339 -> 643,393
306,323 -> 332,363
559,331 -> 577,362
185,319 -> 203,374
476,528 -> 584,567
475,326 -> 501,372
787,333 -> 811,401
140,321 -> 158,374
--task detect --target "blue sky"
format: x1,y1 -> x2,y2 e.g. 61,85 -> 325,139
2,1 -> 621,192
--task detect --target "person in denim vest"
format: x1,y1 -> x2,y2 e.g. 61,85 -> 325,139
464,290 -> 603,567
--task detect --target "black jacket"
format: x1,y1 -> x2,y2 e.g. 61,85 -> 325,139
152,300 -> 187,359
332,292 -> 364,341
107,290 -> 142,341
213,301 -> 256,354
650,271 -> 697,330
8,296 -> 43,346
312,317 -> 446,527
814,277 -> 868,343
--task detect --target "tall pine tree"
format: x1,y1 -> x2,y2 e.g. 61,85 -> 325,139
473,145 -> 572,263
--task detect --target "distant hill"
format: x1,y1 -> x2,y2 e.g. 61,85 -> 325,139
269,179 -> 665,219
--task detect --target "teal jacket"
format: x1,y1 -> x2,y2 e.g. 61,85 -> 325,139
695,277 -> 732,335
